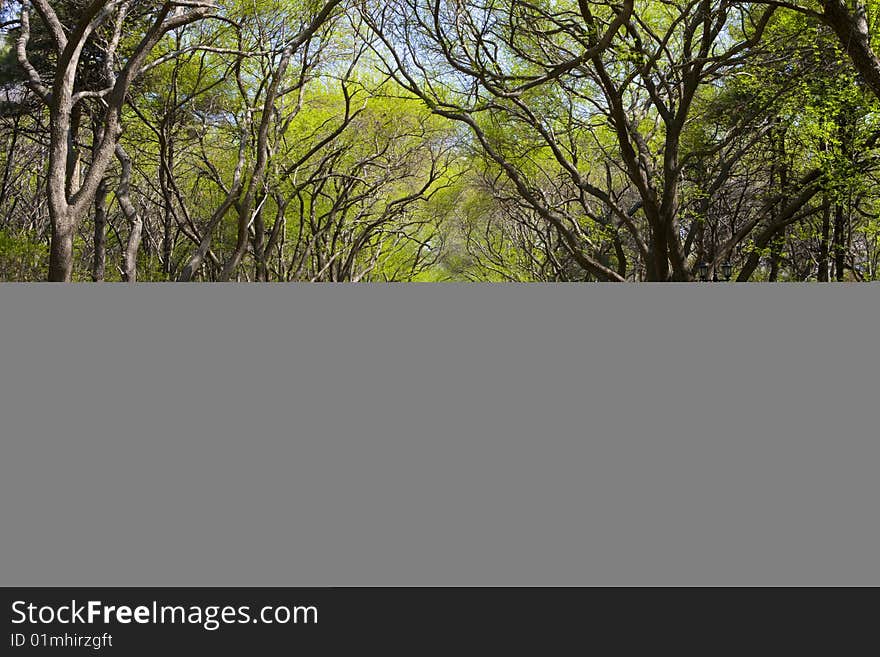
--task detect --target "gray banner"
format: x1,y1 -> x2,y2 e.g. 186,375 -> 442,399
0,284 -> 877,586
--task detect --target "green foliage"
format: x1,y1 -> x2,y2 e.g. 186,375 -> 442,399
4,1 -> 880,281
0,229 -> 47,281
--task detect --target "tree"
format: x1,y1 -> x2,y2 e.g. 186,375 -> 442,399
14,0 -> 214,280
2,0 -> 880,281
364,0 -> 780,280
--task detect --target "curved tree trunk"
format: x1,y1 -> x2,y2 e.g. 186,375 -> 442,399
116,145 -> 142,282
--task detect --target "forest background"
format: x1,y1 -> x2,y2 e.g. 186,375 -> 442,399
2,0 -> 880,282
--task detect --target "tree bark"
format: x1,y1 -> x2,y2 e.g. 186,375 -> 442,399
818,196 -> 830,281
48,218 -> 74,282
92,177 -> 109,281
833,202 -> 846,281
768,230 -> 783,281
116,145 -> 142,282
159,127 -> 175,277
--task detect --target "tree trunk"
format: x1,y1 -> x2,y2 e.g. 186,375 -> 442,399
768,230 -> 783,281
116,145 -> 142,282
92,177 -> 109,281
0,116 -> 19,209
48,218 -> 74,282
646,224 -> 671,281
833,202 -> 846,281
161,135 -> 175,277
818,196 -> 830,281
66,105 -> 82,199
253,197 -> 268,282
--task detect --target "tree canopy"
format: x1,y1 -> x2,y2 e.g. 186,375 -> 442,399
2,0 -> 880,281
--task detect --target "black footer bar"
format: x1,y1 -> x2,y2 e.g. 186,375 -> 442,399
2,587 -> 870,653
